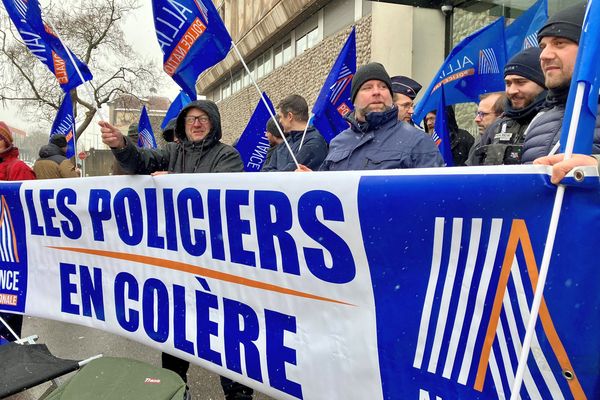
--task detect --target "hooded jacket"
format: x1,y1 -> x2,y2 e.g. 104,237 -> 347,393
33,143 -> 79,179
262,127 -> 328,171
320,106 -> 444,171
112,100 -> 243,174
0,147 -> 35,181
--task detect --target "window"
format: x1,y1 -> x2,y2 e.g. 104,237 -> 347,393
296,35 -> 307,56
232,72 -> 242,94
282,41 -> 292,63
307,27 -> 319,49
222,81 -> 231,99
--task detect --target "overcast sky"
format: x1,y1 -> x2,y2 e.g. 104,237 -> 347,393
0,1 -> 179,132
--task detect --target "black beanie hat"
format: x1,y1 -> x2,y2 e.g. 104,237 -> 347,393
504,47 -> 546,88
49,134 -> 68,148
537,2 -> 587,44
351,63 -> 393,102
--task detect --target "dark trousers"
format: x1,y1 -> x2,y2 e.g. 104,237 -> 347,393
161,352 -> 254,399
0,313 -> 23,341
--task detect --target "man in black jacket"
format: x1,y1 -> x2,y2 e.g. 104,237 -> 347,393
262,94 -> 327,171
470,47 -> 547,165
101,100 -> 252,400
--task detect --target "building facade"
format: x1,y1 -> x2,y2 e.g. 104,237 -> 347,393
196,0 -> 572,143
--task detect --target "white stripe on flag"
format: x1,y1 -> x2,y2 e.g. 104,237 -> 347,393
511,260 -> 565,399
413,217 -> 445,369
1,210 -> 13,263
443,218 -> 483,378
458,218 -> 503,384
497,301 -> 516,391
502,262 -> 542,399
489,349 -> 507,400
428,218 -> 463,373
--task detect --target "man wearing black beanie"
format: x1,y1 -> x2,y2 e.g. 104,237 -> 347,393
469,47 -> 547,165
315,62 -> 443,170
521,2 -> 600,163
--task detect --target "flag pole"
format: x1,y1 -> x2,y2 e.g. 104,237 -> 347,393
46,20 -> 107,156
298,113 -> 312,151
230,42 -> 300,169
509,82 -> 584,399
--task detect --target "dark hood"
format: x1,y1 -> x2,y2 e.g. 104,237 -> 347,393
175,100 -> 222,146
38,143 -> 64,158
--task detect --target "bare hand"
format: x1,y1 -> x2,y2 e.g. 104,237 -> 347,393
99,120 -> 125,149
151,171 -> 170,176
295,164 -> 313,172
533,154 -> 598,184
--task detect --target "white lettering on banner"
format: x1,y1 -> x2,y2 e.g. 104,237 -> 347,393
246,136 -> 271,171
155,0 -> 193,53
25,187 -> 357,286
0,270 -> 19,291
438,56 -> 475,79
19,30 -> 48,63
59,263 -> 304,399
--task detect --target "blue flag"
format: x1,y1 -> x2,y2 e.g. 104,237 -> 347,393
138,106 -> 157,149
50,94 -> 76,158
312,28 -> 356,142
560,0 -> 600,155
234,93 -> 275,172
505,0 -> 548,58
2,0 -> 93,92
161,91 -> 191,130
152,0 -> 232,100
432,86 -> 453,166
414,18 -> 507,123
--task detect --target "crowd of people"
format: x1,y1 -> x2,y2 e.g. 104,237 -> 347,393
1,2 -> 599,400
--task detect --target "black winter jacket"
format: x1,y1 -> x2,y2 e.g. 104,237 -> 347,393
113,100 -> 243,174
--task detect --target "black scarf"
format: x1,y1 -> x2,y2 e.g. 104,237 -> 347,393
544,85 -> 571,108
503,90 -> 548,122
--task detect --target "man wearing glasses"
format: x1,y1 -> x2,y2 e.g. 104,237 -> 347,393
100,100 -> 250,400
474,92 -> 504,136
390,75 -> 421,125
101,100 -> 243,174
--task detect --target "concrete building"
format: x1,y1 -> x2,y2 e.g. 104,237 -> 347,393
196,0 -> 571,143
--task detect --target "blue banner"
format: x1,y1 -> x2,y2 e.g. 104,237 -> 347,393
152,0 -> 232,100
505,0 -> 548,58
560,0 -> 600,155
432,87 -> 453,166
161,91 -> 191,130
234,93 -> 275,171
312,28 -> 356,143
50,94 -> 76,158
414,18 -> 507,123
1,167 -> 599,399
1,0 -> 93,92
138,106 -> 157,149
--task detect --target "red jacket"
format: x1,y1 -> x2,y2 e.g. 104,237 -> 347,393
0,147 -> 36,181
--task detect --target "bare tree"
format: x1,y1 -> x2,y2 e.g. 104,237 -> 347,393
0,0 -> 163,139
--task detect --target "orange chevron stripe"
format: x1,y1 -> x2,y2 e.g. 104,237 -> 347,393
49,246 -> 354,307
474,219 -> 519,391
516,221 -> 586,399
474,220 -> 585,398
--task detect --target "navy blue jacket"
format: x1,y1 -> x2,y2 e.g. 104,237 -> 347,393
262,127 -> 327,171
320,107 -> 444,171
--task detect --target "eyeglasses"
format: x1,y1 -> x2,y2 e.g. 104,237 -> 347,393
184,115 -> 210,125
475,111 -> 491,118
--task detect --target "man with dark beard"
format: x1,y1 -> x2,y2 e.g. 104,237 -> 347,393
470,47 -> 547,165
316,63 -> 443,171
522,2 -> 600,163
